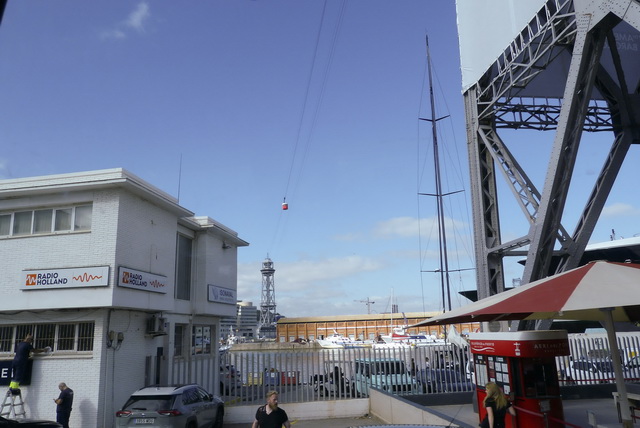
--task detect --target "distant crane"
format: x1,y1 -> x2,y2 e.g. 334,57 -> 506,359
355,297 -> 375,314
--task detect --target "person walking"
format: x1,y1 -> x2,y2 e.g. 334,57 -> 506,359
481,382 -> 515,428
252,390 -> 291,428
54,382 -> 74,428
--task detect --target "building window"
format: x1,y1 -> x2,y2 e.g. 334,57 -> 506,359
0,214 -> 10,236
77,322 -> 94,351
174,325 -> 185,357
192,325 -> 211,355
7,322 -> 95,354
54,208 -> 72,231
0,327 -> 12,352
0,204 -> 92,237
57,324 -> 76,351
175,234 -> 193,300
74,205 -> 93,230
33,210 -> 53,234
35,323 -> 56,349
13,211 -> 32,236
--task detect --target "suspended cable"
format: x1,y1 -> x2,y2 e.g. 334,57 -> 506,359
288,0 -> 348,205
270,1 -> 347,252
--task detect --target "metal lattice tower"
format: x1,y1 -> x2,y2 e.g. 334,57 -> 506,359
461,0 -> 640,330
258,257 -> 277,339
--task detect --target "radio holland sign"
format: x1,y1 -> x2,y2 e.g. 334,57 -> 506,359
208,284 -> 236,305
118,267 -> 168,294
22,266 -> 109,289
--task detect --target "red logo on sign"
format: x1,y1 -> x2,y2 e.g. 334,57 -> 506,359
122,272 -> 130,284
25,274 -> 37,286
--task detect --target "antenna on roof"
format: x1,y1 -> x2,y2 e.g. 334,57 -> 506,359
177,153 -> 183,203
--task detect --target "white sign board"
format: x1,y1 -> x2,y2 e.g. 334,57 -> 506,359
457,0 -> 546,91
117,267 -> 168,294
208,284 -> 236,304
22,266 -> 109,290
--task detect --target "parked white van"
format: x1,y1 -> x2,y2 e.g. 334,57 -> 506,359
353,358 -> 419,396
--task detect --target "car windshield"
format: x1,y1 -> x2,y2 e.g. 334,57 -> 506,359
373,361 -> 406,375
122,395 -> 175,411
593,361 -> 614,372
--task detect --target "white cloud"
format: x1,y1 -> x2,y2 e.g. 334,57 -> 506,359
101,2 -> 150,40
236,255 -> 385,312
373,216 -> 467,238
125,2 -> 150,32
238,255 -> 383,293
602,203 -> 640,217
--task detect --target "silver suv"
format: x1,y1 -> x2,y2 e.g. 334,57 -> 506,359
115,384 -> 224,428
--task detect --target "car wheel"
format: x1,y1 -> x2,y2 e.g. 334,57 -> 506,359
212,408 -> 224,428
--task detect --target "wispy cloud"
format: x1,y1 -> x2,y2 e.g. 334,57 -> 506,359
237,255 -> 386,317
373,216 -> 467,238
238,255 -> 383,296
125,3 -> 150,32
100,2 -> 151,40
602,203 -> 640,217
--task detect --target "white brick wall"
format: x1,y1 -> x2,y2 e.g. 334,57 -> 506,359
0,169 -> 245,427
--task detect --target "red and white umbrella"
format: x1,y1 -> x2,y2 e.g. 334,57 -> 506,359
415,261 -> 640,427
418,261 -> 640,326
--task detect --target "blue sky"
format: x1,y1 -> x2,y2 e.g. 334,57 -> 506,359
0,1 -> 637,318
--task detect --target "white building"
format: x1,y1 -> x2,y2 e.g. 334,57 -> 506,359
236,301 -> 259,339
0,168 -> 248,427
220,301 -> 259,342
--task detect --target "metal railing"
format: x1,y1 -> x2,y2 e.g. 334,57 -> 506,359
170,332 -> 640,406
556,332 -> 640,385
219,343 -> 472,405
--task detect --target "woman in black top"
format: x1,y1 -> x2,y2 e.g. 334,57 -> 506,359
481,382 -> 515,428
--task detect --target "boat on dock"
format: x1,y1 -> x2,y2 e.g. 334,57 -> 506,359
316,331 -> 370,349
377,326 -> 444,348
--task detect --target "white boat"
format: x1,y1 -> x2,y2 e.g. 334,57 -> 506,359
378,326 -> 444,348
316,331 -> 370,349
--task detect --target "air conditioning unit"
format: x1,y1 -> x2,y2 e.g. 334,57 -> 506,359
146,315 -> 167,337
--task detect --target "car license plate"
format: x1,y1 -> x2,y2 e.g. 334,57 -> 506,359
134,418 -> 155,424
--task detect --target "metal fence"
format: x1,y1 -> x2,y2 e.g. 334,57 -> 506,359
213,332 -> 640,406
219,343 -> 472,405
556,332 -> 640,385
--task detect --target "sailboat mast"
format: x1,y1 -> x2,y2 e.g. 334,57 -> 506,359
426,35 -> 452,312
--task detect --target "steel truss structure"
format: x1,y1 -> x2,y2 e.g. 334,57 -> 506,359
258,257 -> 278,338
465,0 -> 640,329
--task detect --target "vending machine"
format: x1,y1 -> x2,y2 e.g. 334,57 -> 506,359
470,330 -> 570,428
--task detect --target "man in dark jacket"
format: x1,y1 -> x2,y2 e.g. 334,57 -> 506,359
54,382 -> 74,428
10,333 -> 47,390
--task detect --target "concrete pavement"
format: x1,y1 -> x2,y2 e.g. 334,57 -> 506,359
224,398 -> 627,427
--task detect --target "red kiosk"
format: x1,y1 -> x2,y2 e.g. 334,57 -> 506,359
470,330 -> 570,428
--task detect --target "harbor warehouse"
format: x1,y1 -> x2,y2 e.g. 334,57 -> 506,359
277,313 -> 479,342
0,169 -> 248,428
